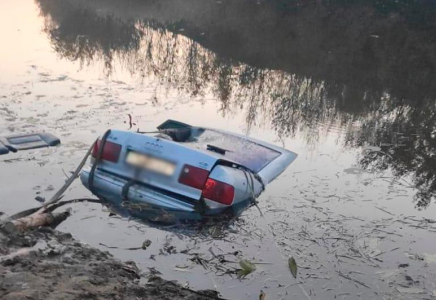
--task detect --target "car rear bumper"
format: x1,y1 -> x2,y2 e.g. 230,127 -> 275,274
80,168 -> 239,217
81,168 -> 199,211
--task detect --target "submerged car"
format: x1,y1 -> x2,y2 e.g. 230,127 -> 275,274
80,120 -> 297,217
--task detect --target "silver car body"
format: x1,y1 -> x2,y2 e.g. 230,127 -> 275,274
80,120 -> 297,216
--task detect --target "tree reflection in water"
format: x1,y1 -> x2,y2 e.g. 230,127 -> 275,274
36,0 -> 436,208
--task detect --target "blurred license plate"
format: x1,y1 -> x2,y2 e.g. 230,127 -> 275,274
126,151 -> 176,176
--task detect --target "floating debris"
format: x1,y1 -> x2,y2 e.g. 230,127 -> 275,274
288,257 -> 298,279
142,239 -> 152,249
238,259 -> 256,278
35,196 -> 46,203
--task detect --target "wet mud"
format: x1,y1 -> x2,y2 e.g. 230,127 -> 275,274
0,224 -> 222,300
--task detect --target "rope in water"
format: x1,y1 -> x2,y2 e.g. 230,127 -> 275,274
0,139 -> 96,226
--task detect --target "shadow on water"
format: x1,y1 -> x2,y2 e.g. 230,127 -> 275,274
36,0 -> 436,209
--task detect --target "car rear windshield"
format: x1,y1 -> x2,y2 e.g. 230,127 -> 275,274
185,130 -> 281,172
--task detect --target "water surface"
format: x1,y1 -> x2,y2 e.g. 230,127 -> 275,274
1,0 -> 436,299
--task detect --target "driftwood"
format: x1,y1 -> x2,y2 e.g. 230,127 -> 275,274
0,247 -> 34,262
3,210 -> 71,234
1,199 -> 102,233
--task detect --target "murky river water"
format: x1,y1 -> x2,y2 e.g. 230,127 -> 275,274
1,0 -> 436,299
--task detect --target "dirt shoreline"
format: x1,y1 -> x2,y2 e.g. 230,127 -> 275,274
0,219 -> 223,300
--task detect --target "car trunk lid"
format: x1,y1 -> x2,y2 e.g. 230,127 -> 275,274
92,130 -> 219,201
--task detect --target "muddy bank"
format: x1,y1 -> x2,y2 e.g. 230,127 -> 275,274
0,221 -> 222,300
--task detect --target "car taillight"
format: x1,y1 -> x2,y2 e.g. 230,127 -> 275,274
202,178 -> 235,205
91,139 -> 122,163
178,165 -> 209,189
